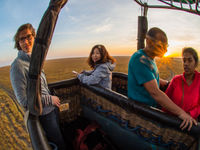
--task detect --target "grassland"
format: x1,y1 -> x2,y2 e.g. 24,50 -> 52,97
0,56 -> 199,149
43,56 -> 130,83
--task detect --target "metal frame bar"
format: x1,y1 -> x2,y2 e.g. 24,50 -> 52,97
134,0 -> 200,16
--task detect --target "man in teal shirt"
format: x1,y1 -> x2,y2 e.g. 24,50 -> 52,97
128,27 -> 197,131
128,49 -> 159,107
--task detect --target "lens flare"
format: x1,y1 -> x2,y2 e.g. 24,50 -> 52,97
164,51 -> 170,57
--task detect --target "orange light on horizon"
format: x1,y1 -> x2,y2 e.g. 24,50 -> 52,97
163,51 -> 170,57
163,50 -> 181,58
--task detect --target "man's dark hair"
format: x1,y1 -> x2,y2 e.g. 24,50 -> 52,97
147,27 -> 167,43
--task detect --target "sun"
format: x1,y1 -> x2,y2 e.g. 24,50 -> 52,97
163,51 -> 170,57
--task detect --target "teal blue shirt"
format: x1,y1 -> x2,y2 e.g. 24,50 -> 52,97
128,49 -> 159,107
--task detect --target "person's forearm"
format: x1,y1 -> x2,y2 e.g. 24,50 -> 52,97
41,95 -> 53,106
82,70 -> 93,75
78,73 -> 101,85
144,79 -> 197,130
159,78 -> 166,84
152,90 -> 184,116
159,78 -> 168,86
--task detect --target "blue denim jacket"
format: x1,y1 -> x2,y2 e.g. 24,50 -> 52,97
78,62 -> 115,89
10,51 -> 54,115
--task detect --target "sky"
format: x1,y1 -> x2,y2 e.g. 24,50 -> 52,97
0,0 -> 200,67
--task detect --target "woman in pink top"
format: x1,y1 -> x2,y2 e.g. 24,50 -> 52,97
165,47 -> 200,119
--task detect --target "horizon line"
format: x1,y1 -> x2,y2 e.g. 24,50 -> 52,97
0,55 -> 182,68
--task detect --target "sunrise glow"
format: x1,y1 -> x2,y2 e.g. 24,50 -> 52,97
0,0 -> 200,67
163,51 -> 170,57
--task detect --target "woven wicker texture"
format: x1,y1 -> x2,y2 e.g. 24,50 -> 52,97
112,76 -> 127,96
49,74 -> 198,149
53,85 -> 82,123
81,87 -> 196,149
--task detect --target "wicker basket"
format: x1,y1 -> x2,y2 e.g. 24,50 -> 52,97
49,74 -> 199,150
80,87 -> 196,150
53,84 -> 82,123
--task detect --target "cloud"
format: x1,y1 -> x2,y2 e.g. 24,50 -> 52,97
1,0 -> 200,67
93,24 -> 112,33
68,15 -> 79,22
64,6 -> 70,12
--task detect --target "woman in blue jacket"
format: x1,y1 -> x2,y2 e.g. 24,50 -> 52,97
74,44 -> 116,89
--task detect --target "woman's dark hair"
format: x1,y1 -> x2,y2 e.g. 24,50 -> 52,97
87,44 -> 116,68
14,23 -> 36,50
182,47 -> 199,67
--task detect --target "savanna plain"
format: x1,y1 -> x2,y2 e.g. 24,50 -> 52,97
0,56 -> 199,150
